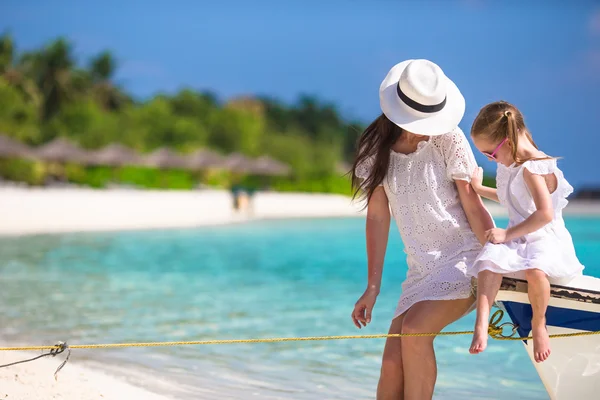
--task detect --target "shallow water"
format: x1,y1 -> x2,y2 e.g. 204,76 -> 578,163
0,217 -> 598,399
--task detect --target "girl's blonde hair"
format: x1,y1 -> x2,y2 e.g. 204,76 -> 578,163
471,101 -> 551,164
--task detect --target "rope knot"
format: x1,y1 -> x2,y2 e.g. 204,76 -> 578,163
50,341 -> 68,356
487,309 -> 519,340
52,341 -> 71,380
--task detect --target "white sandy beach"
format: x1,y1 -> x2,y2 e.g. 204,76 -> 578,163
0,350 -> 174,400
1,187 -> 598,236
0,187 -> 366,235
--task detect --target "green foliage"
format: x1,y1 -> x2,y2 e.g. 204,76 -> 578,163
0,34 -> 15,74
59,164 -> 198,190
117,166 -> 195,190
0,158 -> 44,185
120,98 -> 210,151
0,78 -> 40,143
0,34 -> 366,193
82,167 -> 113,188
44,98 -> 120,147
483,175 -> 497,188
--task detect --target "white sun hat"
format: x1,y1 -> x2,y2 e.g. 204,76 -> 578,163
379,59 -> 465,136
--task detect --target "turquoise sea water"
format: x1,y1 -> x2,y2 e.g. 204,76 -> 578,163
0,217 -> 599,399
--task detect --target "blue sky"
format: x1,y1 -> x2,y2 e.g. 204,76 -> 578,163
2,0 -> 599,188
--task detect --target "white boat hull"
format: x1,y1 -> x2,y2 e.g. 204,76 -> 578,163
495,275 -> 600,400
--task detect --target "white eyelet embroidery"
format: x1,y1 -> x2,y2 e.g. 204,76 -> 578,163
356,128 -> 481,317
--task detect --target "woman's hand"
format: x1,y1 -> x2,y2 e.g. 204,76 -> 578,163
471,166 -> 484,193
352,287 -> 379,328
486,228 -> 508,244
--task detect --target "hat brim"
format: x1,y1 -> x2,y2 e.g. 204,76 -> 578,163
379,60 -> 465,136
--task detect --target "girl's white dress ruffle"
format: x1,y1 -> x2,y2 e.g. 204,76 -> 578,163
467,159 -> 584,279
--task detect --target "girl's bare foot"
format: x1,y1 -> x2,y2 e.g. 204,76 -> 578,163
469,322 -> 488,354
532,319 -> 551,363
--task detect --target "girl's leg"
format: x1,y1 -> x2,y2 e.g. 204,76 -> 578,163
470,269 -> 503,354
401,297 -> 474,400
525,268 -> 551,362
377,314 -> 405,400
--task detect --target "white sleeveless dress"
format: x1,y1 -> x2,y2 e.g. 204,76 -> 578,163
357,128 -> 482,318
466,159 -> 584,279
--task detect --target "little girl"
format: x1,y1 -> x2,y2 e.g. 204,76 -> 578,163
466,100 -> 584,363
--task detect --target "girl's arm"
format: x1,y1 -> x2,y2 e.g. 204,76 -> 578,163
504,170 -> 554,241
471,167 -> 499,203
475,186 -> 499,203
456,179 -> 495,246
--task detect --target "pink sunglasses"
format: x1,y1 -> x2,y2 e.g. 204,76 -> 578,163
482,138 -> 507,160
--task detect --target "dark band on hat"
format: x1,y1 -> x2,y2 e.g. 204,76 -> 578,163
397,84 -> 446,113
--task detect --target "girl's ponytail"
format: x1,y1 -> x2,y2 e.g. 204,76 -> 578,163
505,110 -> 521,164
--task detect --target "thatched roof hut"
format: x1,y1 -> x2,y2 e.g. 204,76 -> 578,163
185,149 -> 226,170
252,156 -> 291,176
89,144 -> 141,167
0,135 -> 32,158
142,147 -> 188,169
223,152 -> 255,174
34,138 -> 90,164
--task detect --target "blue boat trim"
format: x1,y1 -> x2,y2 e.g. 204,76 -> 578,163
499,301 -> 600,339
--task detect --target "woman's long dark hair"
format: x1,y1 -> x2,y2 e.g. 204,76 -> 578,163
351,113 -> 403,203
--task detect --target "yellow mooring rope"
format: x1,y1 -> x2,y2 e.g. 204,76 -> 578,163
2,310 -> 600,351
0,310 -> 598,378
1,310 -> 599,352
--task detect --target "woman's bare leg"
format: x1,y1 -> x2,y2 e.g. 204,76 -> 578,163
377,314 -> 405,399
401,297 -> 475,400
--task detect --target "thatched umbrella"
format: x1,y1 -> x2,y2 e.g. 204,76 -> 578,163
89,144 -> 141,167
32,138 -> 92,186
223,152 -> 255,174
34,138 -> 91,164
185,149 -> 226,170
251,155 -> 291,176
0,135 -> 32,159
142,147 -> 188,169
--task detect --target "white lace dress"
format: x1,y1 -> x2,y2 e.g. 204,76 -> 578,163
357,128 -> 483,318
466,159 -> 584,279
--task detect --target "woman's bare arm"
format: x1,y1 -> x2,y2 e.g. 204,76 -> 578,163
456,180 -> 495,246
365,186 -> 391,294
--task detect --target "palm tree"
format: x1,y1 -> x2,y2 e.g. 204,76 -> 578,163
19,38 -> 76,121
0,33 -> 13,74
88,51 -> 128,111
0,33 -> 42,110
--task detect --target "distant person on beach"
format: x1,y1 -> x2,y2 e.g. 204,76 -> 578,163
350,59 -> 494,399
466,101 -> 584,362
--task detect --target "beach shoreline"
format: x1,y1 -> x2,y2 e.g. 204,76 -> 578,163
0,187 -> 367,236
0,349 -> 177,400
1,187 -> 598,236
